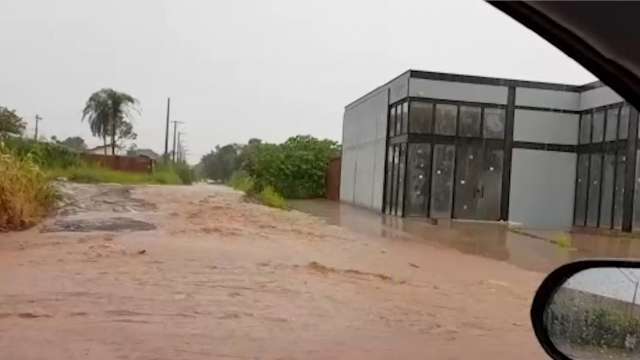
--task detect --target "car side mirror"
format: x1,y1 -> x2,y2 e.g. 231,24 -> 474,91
532,260 -> 640,360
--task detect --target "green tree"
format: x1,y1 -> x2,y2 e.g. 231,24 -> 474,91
249,135 -> 340,198
82,89 -> 139,155
0,107 -> 26,137
60,136 -> 87,152
200,143 -> 241,181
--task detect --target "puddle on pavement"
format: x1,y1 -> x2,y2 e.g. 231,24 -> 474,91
289,199 -> 640,273
41,217 -> 156,233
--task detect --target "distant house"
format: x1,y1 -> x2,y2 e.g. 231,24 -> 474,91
127,148 -> 160,161
85,145 -> 126,156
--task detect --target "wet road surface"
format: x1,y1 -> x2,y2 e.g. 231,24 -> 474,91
1,183 -> 631,359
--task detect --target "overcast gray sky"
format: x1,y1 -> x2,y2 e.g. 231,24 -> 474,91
0,0 -> 596,163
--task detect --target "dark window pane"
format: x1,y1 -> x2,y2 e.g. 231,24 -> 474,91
605,108 -> 619,141
384,146 -> 394,214
391,145 -> 399,215
430,144 -> 455,218
397,144 -> 407,216
434,104 -> 457,135
587,154 -> 602,227
477,147 -> 503,220
599,153 -> 615,228
454,143 -> 482,219
409,102 -> 433,134
592,111 -> 605,142
395,105 -> 402,136
483,108 -> 505,139
574,154 -> 589,226
389,106 -> 396,137
619,105 -> 629,139
458,106 -> 481,137
579,113 -> 592,144
405,143 -> 431,216
401,102 -> 409,135
613,152 -> 625,229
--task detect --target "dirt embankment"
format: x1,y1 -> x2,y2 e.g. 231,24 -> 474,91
0,183 -> 546,359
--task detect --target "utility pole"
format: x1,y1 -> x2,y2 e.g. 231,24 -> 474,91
171,120 -> 183,162
163,98 -> 171,163
34,114 -> 42,141
177,132 -> 186,163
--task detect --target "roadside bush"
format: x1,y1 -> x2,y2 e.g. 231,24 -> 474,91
248,135 -> 339,199
3,136 -> 80,169
172,162 -> 194,185
547,290 -> 640,350
228,170 -> 255,193
228,170 -> 287,209
258,186 -> 287,209
0,145 -> 56,230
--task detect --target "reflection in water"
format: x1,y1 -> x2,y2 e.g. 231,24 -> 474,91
548,268 -> 640,359
289,199 -> 640,273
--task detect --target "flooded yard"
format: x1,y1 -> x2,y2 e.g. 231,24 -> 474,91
290,199 -> 640,274
0,183 -> 634,359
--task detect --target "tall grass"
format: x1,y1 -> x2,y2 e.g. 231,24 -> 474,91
3,137 -> 192,185
0,145 -> 56,231
228,170 -> 255,193
2,136 -> 80,169
47,164 -> 183,185
257,186 -> 287,209
228,170 -> 287,209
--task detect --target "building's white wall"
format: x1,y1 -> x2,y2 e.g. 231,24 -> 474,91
509,149 -> 576,229
515,87 -> 580,110
579,86 -> 623,110
513,109 -> 579,144
340,86 -> 389,210
409,78 -> 508,104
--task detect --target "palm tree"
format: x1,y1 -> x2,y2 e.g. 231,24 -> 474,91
82,89 -> 139,155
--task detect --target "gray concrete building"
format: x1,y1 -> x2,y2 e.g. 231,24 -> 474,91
340,70 -> 640,231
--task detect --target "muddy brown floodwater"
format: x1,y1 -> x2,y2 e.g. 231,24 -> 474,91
0,183 -> 555,359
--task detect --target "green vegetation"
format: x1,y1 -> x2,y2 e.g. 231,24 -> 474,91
47,164 -> 183,185
228,171 -> 286,209
257,186 -> 287,209
171,162 -> 195,185
548,289 -> 640,350
228,170 -> 255,193
0,107 -> 27,136
248,135 -> 340,199
3,137 -> 81,169
4,137 -> 190,185
203,135 -> 339,208
58,136 -> 87,152
82,88 -> 139,155
0,145 -> 56,231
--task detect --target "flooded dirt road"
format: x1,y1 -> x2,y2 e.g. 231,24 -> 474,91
0,184 -> 551,359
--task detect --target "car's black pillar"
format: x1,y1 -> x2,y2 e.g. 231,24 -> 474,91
500,86 -> 516,221
623,105 -> 638,232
